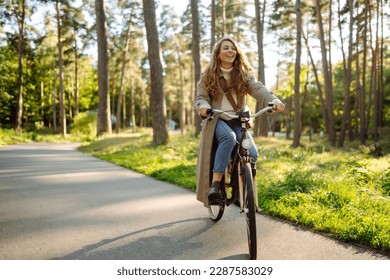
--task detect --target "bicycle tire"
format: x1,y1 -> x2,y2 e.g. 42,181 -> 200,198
243,162 -> 257,260
208,203 -> 225,222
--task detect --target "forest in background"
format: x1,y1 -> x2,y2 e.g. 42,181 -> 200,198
0,0 -> 389,148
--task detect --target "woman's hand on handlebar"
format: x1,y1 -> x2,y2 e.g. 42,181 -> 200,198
199,99 -> 285,119
198,107 -> 211,118
272,99 -> 285,112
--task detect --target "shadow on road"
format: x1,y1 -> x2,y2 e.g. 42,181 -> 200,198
53,217 -> 215,260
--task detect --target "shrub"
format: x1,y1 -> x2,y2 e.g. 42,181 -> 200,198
71,111 -> 96,136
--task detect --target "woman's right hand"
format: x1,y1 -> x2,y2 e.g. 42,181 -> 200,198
198,107 -> 210,118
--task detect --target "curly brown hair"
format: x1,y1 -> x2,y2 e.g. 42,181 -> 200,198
199,37 -> 255,98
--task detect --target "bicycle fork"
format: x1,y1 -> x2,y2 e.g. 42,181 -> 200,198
251,161 -> 260,212
238,158 -> 259,213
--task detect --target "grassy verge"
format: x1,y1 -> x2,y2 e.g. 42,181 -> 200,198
78,130 -> 390,252
0,127 -> 82,145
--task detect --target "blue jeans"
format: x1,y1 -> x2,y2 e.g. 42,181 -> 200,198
213,119 -> 259,174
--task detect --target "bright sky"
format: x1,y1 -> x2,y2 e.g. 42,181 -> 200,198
158,0 -> 190,14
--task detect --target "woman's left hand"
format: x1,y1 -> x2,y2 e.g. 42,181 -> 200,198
273,100 -> 285,112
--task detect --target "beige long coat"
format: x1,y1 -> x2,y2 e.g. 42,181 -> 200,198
194,74 -> 278,207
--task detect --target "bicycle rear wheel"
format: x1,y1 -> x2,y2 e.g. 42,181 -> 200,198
208,203 -> 225,222
243,162 -> 257,260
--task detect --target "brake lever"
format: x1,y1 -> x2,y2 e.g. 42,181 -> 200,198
267,102 -> 276,113
206,108 -> 214,120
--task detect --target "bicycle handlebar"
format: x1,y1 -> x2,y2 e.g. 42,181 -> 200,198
206,102 -> 276,120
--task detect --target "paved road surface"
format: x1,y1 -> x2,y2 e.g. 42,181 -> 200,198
0,143 -> 388,260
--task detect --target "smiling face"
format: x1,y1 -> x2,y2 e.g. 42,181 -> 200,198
218,40 -> 237,69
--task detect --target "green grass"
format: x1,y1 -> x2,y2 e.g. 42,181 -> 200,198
255,139 -> 390,251
0,127 -> 83,145
2,127 -> 390,252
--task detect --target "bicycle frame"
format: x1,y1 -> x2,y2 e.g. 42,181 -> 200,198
222,110 -> 256,210
209,103 -> 275,210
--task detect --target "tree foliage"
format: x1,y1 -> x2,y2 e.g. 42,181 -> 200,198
0,0 -> 389,148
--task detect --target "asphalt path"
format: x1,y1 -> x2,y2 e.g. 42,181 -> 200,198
0,143 -> 388,260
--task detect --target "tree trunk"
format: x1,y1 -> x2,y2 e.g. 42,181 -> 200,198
292,0 -> 301,148
111,74 -> 116,124
373,0 -> 380,142
210,0 -> 216,53
221,0 -> 226,37
314,0 -> 336,146
366,4 -> 374,136
286,95 -> 292,140
95,0 -> 112,136
40,81 -> 44,125
360,0 -> 368,145
302,28 -> 328,135
129,77 -> 137,131
176,43 -> 185,134
337,0 -> 353,147
379,0 -> 384,129
143,0 -> 168,145
51,79 -> 57,130
74,38 -> 79,117
14,0 -> 26,132
328,0 -> 333,98
116,11 -> 133,133
191,0 -> 202,136
56,0 -> 66,137
355,2 -> 363,142
347,0 -> 355,141
254,0 -> 268,137
67,77 -> 73,121
188,62 -> 194,129
303,74 -> 311,141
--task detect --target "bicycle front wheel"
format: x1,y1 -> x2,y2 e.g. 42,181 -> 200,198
208,203 -> 225,222
243,162 -> 257,260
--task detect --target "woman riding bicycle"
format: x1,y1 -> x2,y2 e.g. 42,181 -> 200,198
194,37 -> 285,207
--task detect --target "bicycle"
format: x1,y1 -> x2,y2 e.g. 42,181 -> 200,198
204,102 -> 276,260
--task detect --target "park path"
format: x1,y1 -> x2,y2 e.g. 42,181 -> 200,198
0,142 -> 388,260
